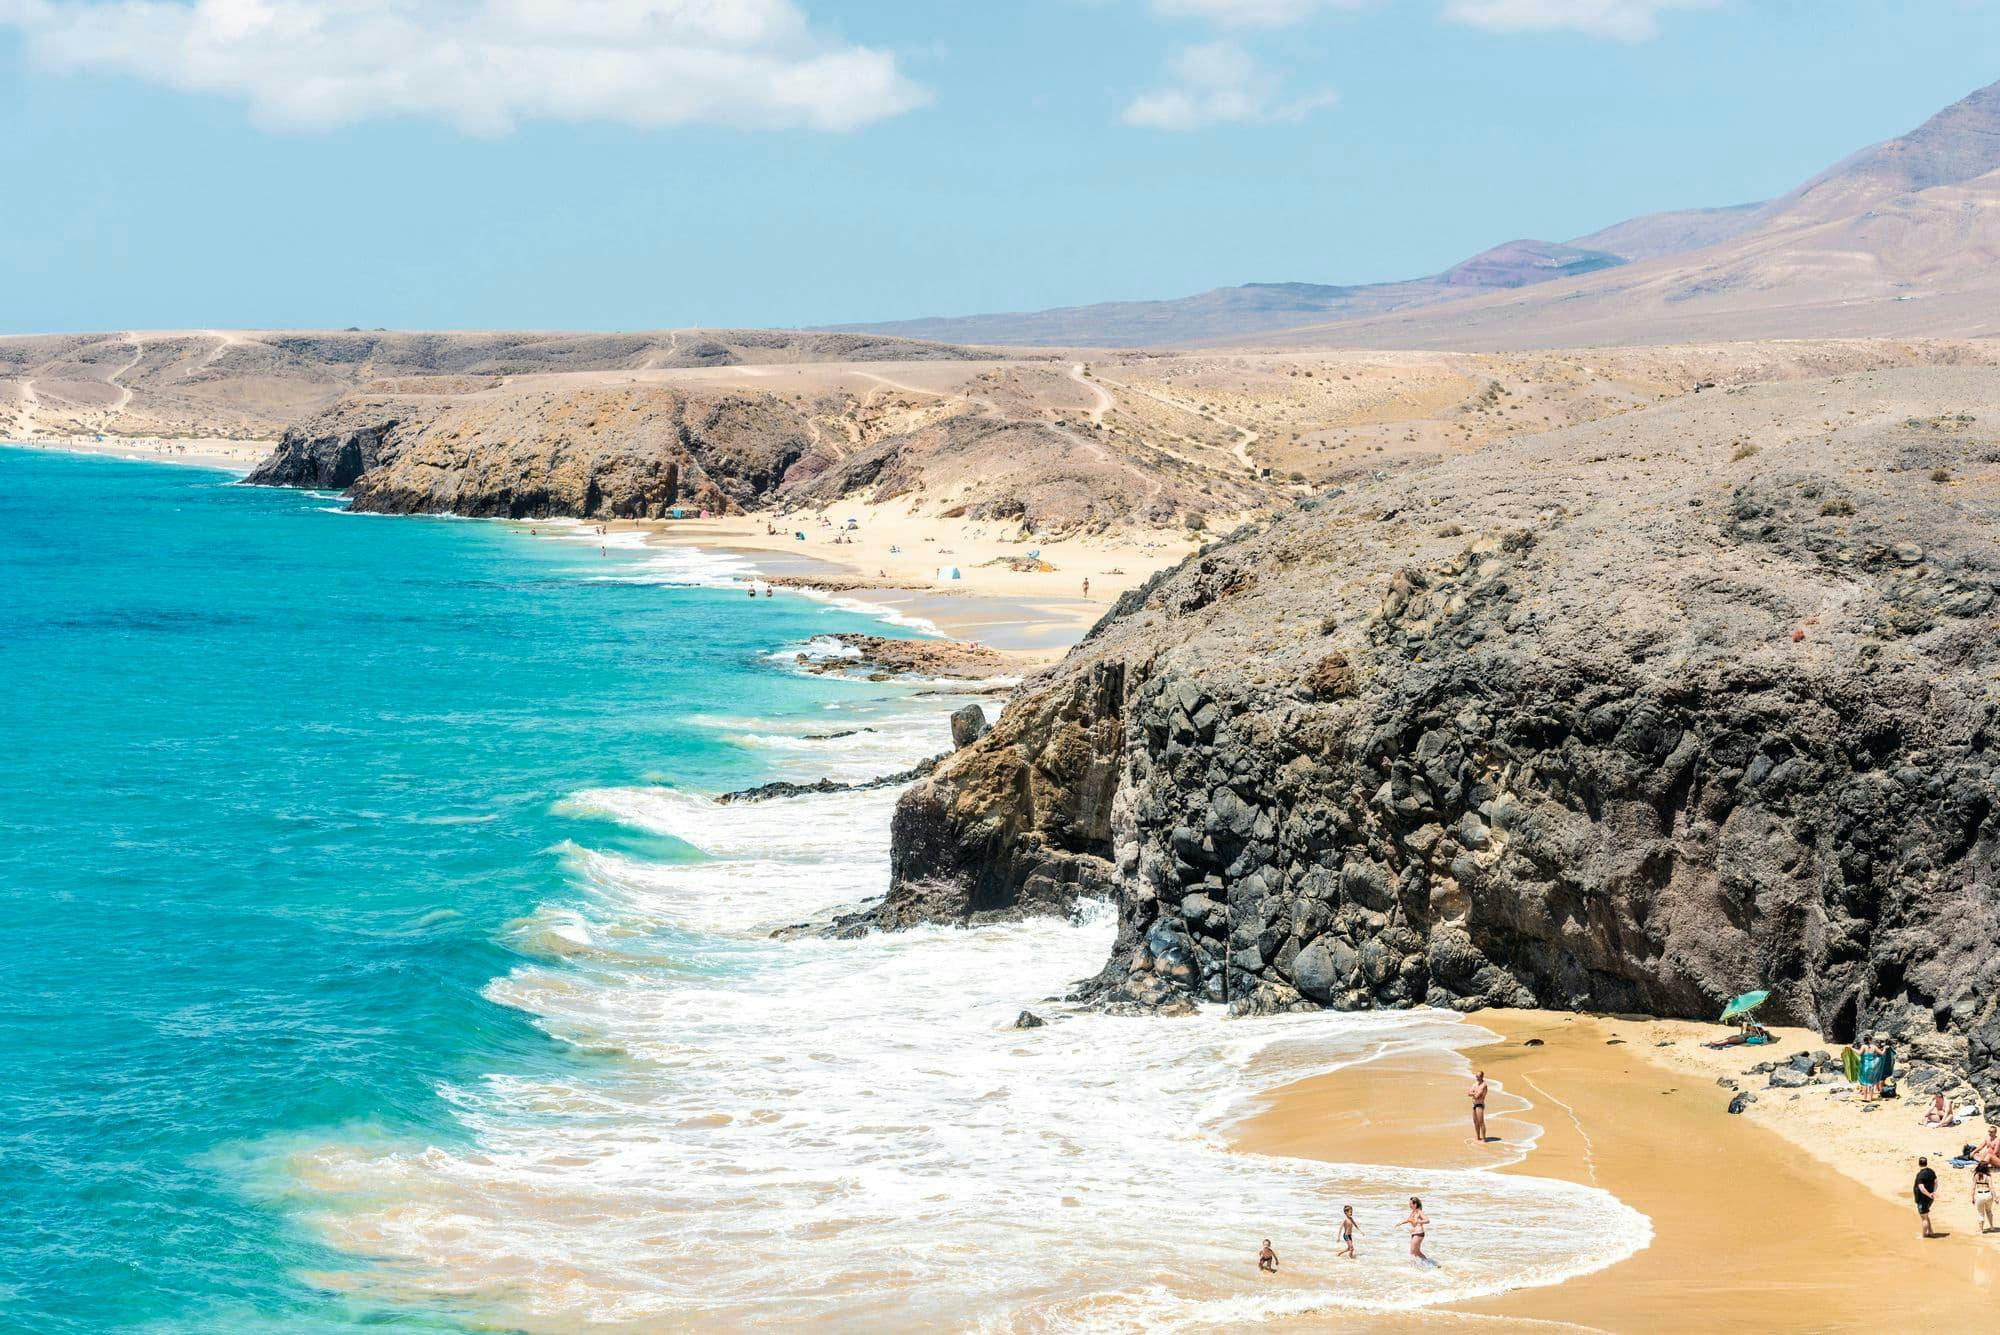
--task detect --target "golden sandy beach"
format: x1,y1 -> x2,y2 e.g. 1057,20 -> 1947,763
3,435 -> 273,472
627,497 -> 1212,654
1238,1010 -> 1998,1332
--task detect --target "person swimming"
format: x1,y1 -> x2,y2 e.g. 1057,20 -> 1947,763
1257,1239 -> 1279,1273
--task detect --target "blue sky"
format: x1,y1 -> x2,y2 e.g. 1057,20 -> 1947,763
2,0 -> 1997,333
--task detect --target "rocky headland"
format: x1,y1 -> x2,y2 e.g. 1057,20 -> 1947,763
881,366 -> 2000,1100
796,633 -> 1014,682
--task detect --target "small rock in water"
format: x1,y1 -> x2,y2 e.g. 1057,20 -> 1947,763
1728,1092 -> 1750,1115
1015,1010 -> 1046,1029
1606,1038 -> 1625,1045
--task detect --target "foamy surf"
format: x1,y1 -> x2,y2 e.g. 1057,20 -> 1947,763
291,694 -> 1651,1331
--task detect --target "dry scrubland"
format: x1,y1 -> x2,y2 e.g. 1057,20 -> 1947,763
9,329 -> 1999,545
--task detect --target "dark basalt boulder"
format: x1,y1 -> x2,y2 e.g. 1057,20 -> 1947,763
951,704 -> 990,750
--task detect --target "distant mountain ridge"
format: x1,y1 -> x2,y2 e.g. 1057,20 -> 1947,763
831,78 -> 2000,349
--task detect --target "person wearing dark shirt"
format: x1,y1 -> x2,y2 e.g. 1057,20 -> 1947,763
1914,1157 -> 1939,1237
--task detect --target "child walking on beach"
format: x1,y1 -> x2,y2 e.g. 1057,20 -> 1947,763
1257,1239 -> 1279,1273
1338,1205 -> 1359,1258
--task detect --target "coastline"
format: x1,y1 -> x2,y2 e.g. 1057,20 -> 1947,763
32,440 -> 1994,1327
1235,1009 -> 1998,1331
2,434 -> 270,473
621,497 -> 1207,659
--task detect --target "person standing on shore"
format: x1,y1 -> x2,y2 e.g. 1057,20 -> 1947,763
1468,1071 -> 1489,1143
1915,1157 -> 1938,1237
1974,1165 -> 1996,1234
1399,1197 -> 1430,1262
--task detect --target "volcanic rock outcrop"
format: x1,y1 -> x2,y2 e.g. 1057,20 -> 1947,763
884,367 -> 2000,1098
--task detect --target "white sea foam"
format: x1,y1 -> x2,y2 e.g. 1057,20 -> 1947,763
787,583 -> 947,637
295,693 -> 1653,1330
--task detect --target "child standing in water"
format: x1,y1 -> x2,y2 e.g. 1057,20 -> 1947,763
1399,1197 -> 1431,1263
1338,1205 -> 1359,1258
1257,1239 -> 1279,1273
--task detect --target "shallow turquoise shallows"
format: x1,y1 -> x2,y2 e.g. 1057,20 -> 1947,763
0,448 -> 906,1331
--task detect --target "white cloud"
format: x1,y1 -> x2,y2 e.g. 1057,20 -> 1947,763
1442,0 -> 1722,41
1150,0 -> 1372,27
1122,40 -> 1336,130
0,0 -> 929,134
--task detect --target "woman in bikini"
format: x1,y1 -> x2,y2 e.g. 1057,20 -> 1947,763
1399,1196 -> 1430,1262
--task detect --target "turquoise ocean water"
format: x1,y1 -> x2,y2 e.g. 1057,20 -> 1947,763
2,446 -> 1656,1332
0,447 -> 938,1330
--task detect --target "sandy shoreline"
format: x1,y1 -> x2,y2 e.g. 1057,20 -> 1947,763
3,434 -> 271,472
5,438 -> 1196,657
1235,1009 -> 1997,1330
619,497 -> 1208,658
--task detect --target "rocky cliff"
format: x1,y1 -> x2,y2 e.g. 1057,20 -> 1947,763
243,384 -> 830,518
240,359 -> 1253,532
884,367 -> 2000,1100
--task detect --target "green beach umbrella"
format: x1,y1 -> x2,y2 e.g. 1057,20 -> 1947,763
1720,989 -> 1770,1022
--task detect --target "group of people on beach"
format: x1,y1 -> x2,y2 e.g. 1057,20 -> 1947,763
1854,1036 -> 1897,1101
1254,1073 -> 1495,1276
1257,1199 -> 1430,1275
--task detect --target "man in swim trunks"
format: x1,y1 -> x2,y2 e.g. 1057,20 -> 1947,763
1468,1070 -> 1489,1143
1258,1239 -> 1279,1273
1915,1157 -> 1938,1237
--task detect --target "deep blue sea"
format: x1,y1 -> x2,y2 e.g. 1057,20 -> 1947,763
0,446 -> 1651,1331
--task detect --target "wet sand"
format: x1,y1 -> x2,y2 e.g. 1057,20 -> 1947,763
1236,1010 -> 1998,1332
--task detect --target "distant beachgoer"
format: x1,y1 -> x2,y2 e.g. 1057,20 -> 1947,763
1469,1071 -> 1489,1143
1399,1197 -> 1430,1261
1915,1157 -> 1938,1237
1258,1239 -> 1279,1273
1082,577 -> 1090,597
1338,1205 -> 1358,1258
1975,1165 -> 1996,1234
1859,1040 -> 1881,1102
1922,1093 -> 1954,1126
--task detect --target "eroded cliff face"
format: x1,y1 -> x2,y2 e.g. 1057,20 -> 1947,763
244,386 -> 812,518
885,368 -> 2000,1098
